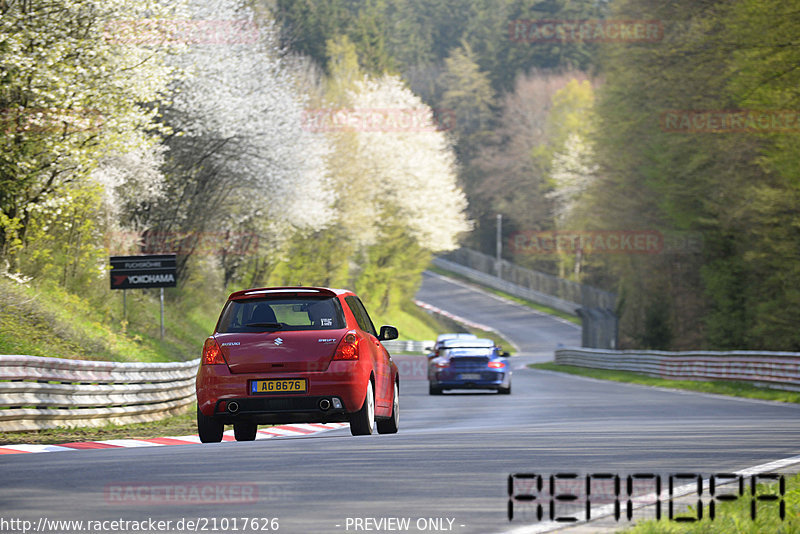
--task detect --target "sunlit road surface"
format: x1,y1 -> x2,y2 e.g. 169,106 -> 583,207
1,272 -> 799,533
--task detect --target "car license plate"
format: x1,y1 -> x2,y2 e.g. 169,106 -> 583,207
459,373 -> 481,380
251,379 -> 307,394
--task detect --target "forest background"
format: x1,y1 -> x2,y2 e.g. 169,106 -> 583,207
1,0 -> 798,361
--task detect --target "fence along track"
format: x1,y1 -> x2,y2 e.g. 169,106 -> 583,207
556,347 -> 800,392
0,355 -> 198,432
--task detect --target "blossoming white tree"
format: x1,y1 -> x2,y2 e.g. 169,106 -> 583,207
138,0 -> 334,282
0,0 -> 179,261
345,74 -> 471,252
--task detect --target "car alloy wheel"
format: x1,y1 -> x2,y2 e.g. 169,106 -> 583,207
350,381 -> 375,436
377,381 -> 399,434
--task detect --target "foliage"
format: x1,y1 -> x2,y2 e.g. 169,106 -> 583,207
0,0 -> 177,264
135,0 -> 334,285
309,38 -> 470,312
469,71 -> 594,273
587,0 -> 800,349
438,43 -> 496,162
0,272 -> 220,363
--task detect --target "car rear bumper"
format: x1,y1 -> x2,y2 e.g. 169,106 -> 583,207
210,395 -> 350,424
196,361 -> 369,420
431,370 -> 509,390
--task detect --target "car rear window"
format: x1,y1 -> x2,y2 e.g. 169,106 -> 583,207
216,297 -> 345,333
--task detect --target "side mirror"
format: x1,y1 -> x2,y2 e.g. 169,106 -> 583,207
501,351 -> 510,358
378,325 -> 399,341
424,346 -> 433,352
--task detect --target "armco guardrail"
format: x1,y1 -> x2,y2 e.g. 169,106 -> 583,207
0,355 -> 199,432
432,256 -> 580,315
382,340 -> 433,354
555,347 -> 800,392
437,248 -> 616,313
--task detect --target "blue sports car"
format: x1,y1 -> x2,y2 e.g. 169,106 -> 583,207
428,338 -> 511,395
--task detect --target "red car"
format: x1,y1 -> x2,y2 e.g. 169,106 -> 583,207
196,286 -> 400,442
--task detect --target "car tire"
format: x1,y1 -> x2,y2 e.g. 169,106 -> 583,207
234,421 -> 258,441
377,381 -> 399,434
197,406 -> 224,443
350,381 -> 375,436
499,384 -> 511,395
429,383 -> 443,395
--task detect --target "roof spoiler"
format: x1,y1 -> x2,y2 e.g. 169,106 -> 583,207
228,286 -> 339,300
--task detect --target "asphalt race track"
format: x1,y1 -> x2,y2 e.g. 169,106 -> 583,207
1,271 -> 799,533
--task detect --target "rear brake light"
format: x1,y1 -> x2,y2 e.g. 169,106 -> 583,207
202,338 -> 226,365
333,331 -> 359,360
488,361 -> 505,369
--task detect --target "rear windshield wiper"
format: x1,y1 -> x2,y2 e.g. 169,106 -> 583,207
244,322 -> 285,330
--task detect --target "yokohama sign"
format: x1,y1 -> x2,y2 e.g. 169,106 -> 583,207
110,254 -> 177,290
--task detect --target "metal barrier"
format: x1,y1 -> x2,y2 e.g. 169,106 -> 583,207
432,248 -> 619,348
555,347 -> 800,391
0,355 -> 199,432
577,308 -> 618,349
437,248 -> 616,311
432,257 -> 579,315
382,340 -> 433,354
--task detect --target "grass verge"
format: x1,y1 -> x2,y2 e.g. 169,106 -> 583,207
427,265 -> 581,325
0,272 -> 220,362
0,404 -> 197,446
372,300 -> 447,341
621,473 -> 800,533
530,362 -> 800,404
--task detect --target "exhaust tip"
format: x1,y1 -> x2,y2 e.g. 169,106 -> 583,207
228,401 -> 239,413
318,399 -> 331,411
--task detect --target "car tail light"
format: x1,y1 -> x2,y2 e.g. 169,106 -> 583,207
435,359 -> 450,368
202,337 -> 226,365
488,361 -> 506,369
333,331 -> 359,360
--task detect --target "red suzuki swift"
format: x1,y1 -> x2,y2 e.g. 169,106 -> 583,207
196,286 -> 400,442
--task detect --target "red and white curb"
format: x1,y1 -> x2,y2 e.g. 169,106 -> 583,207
0,422 -> 349,455
414,299 -> 496,332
